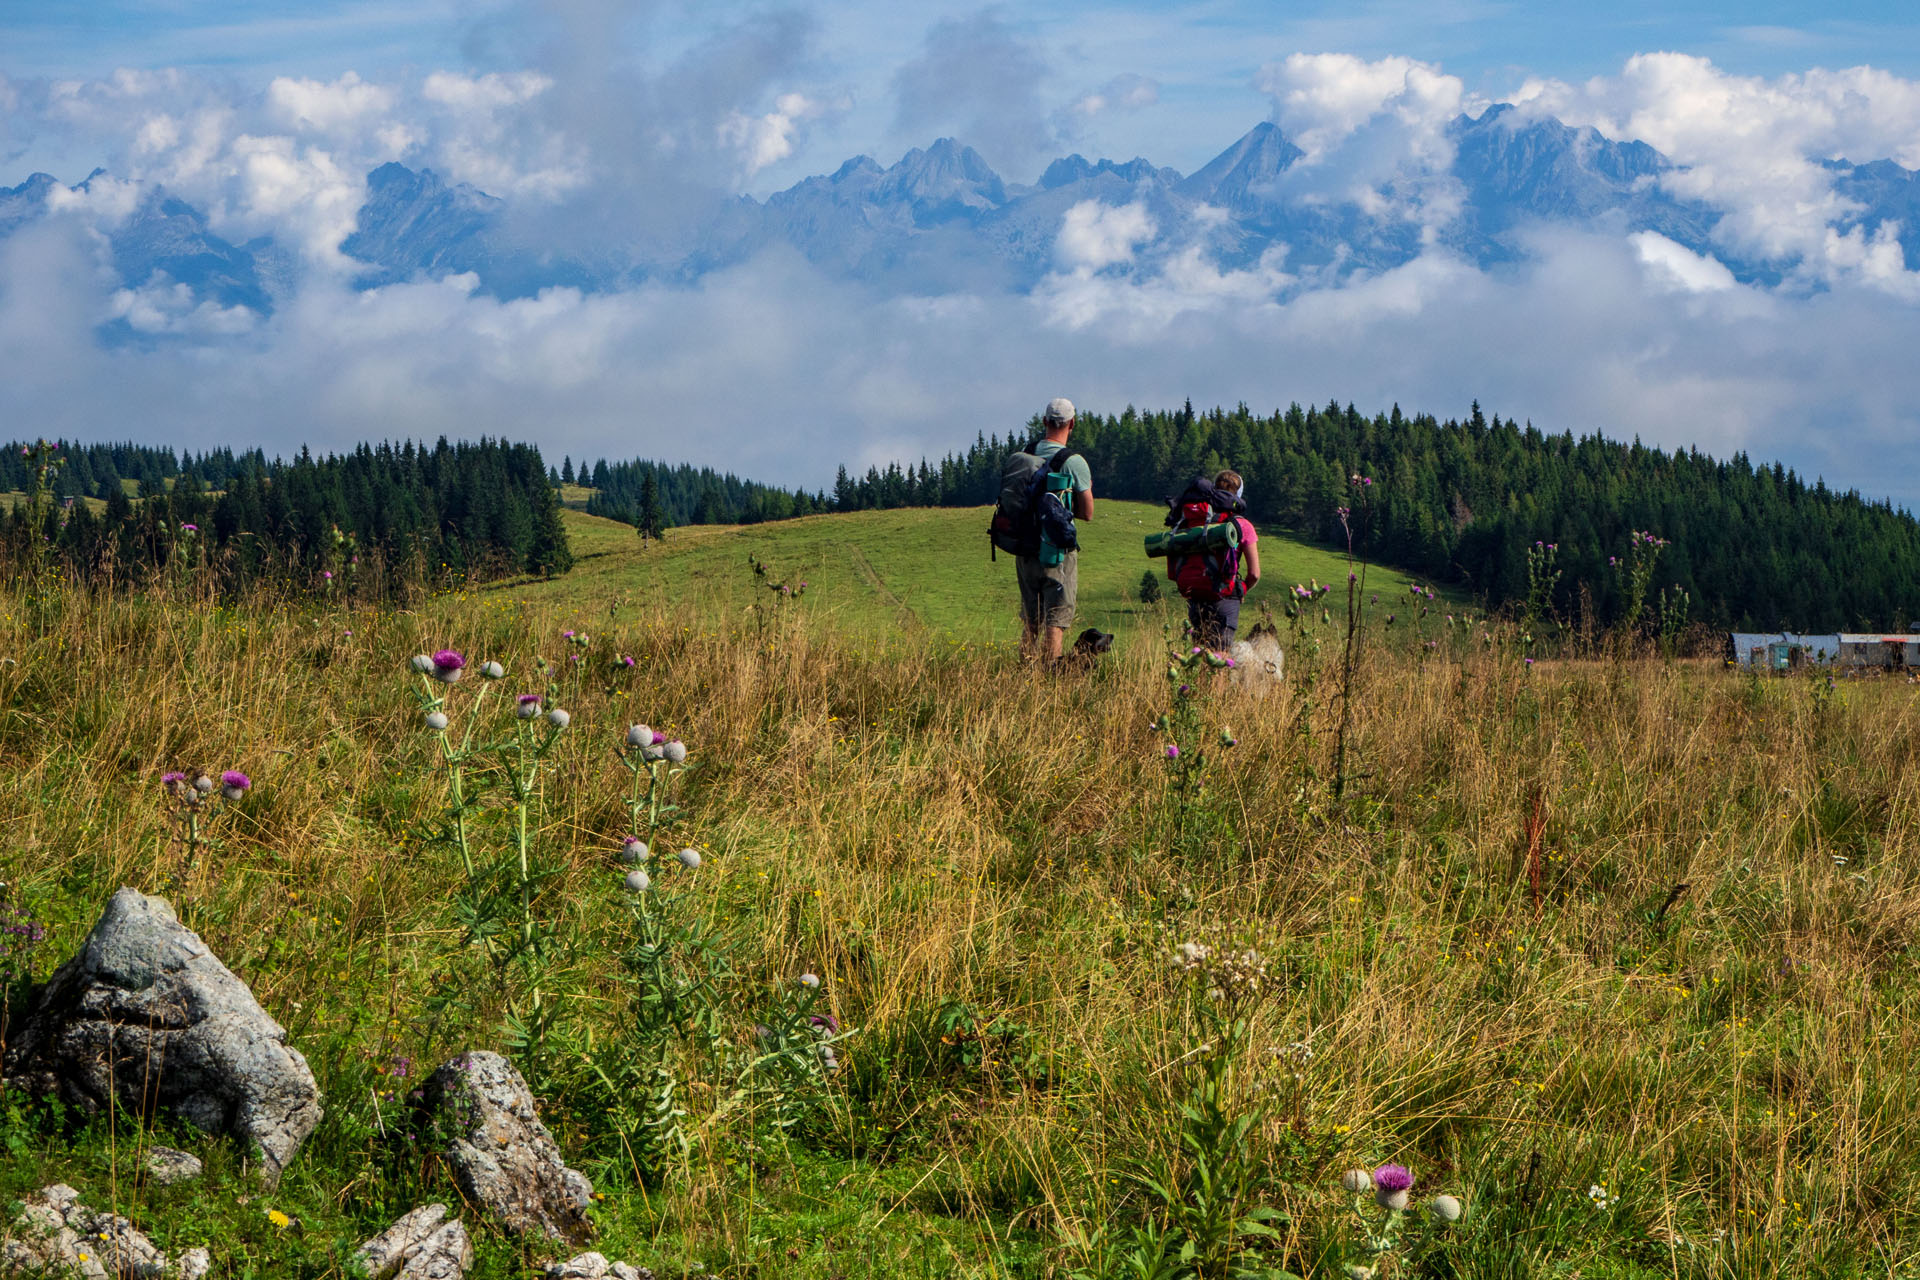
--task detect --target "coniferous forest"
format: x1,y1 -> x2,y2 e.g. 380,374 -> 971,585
575,458 -> 830,528
798,400 -> 1920,633
17,398 -> 1920,629
3,438 -> 570,595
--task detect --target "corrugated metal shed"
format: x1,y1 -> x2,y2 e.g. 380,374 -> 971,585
1726,633 -> 1840,668
1836,634 -> 1920,666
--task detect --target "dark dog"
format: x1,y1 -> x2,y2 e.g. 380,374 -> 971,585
1075,628 -> 1114,655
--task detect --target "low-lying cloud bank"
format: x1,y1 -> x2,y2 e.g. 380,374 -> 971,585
6,207 -> 1918,505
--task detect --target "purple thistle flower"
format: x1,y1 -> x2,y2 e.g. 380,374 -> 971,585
516,693 -> 543,720
220,770 -> 251,800
161,771 -> 187,786
179,522 -> 198,533
431,650 -> 465,682
1165,744 -> 1179,760
1374,1164 -> 1412,1192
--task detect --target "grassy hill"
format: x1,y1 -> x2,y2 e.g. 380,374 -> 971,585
501,501 -> 1461,644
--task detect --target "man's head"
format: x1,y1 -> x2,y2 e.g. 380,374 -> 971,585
1043,397 -> 1076,438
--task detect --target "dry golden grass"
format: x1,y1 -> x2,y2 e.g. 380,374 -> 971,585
2,580 -> 1918,1277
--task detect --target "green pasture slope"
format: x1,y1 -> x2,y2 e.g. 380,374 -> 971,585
505,500 -> 1462,643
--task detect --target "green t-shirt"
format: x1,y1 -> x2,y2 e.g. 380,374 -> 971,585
1033,439 -> 1093,498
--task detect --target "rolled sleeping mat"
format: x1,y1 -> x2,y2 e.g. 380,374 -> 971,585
1144,520 -> 1241,558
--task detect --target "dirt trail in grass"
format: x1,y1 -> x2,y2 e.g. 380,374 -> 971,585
845,545 -> 922,631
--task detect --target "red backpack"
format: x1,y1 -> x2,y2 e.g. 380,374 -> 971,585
1168,501 -> 1244,603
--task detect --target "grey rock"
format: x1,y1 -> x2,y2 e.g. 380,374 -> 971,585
354,1205 -> 473,1280
545,1255 -> 650,1280
143,1147 -> 203,1186
2,888 -> 323,1187
174,1247 -> 212,1280
1,1182 -> 202,1279
424,1051 -> 593,1246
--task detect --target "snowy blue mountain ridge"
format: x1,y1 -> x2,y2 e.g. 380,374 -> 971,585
3,103 -> 1915,334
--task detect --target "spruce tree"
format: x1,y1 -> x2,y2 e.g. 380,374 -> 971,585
638,470 -> 666,546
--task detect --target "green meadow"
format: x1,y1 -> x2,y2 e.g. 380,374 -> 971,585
505,500 -> 1459,643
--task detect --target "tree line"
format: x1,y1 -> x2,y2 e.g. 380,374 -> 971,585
4,438 -> 571,595
587,401 -> 1920,632
0,439 -> 263,502
575,458 -> 831,527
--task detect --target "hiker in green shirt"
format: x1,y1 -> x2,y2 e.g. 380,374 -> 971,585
1018,397 -> 1095,662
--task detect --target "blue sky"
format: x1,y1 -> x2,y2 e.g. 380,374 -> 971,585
10,1 -> 1920,184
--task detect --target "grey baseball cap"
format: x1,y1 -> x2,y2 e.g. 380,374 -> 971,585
1044,396 -> 1076,424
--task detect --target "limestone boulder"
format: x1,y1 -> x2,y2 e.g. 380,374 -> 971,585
353,1204 -> 473,1280
143,1147 -> 203,1187
2,888 -> 322,1187
1,1183 -> 201,1279
544,1254 -> 653,1280
423,1051 -> 593,1247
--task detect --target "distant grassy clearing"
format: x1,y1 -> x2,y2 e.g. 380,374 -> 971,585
498,502 -> 1463,644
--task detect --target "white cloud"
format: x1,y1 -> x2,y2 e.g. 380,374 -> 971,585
421,71 -> 552,112
1630,231 -> 1737,294
720,93 -> 839,182
266,72 -> 397,137
45,172 -> 143,226
1064,73 -> 1159,121
1513,54 -> 1920,294
223,134 -> 364,267
419,71 -> 582,200
108,274 -> 258,336
1255,53 -> 1468,166
1252,53 -> 1474,239
1055,200 -> 1155,271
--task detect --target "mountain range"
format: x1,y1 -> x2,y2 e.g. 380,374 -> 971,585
5,104 -> 1915,334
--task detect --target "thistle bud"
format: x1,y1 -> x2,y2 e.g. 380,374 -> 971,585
620,838 -> 649,864
547,708 -> 570,730
676,848 -> 701,869
623,869 -> 651,893
799,972 -> 820,989
425,711 -> 449,731
664,741 -> 687,764
480,661 -> 505,680
411,654 -> 434,673
193,775 -> 215,794
627,723 -> 653,748
1428,1194 -> 1463,1222
1341,1169 -> 1372,1194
